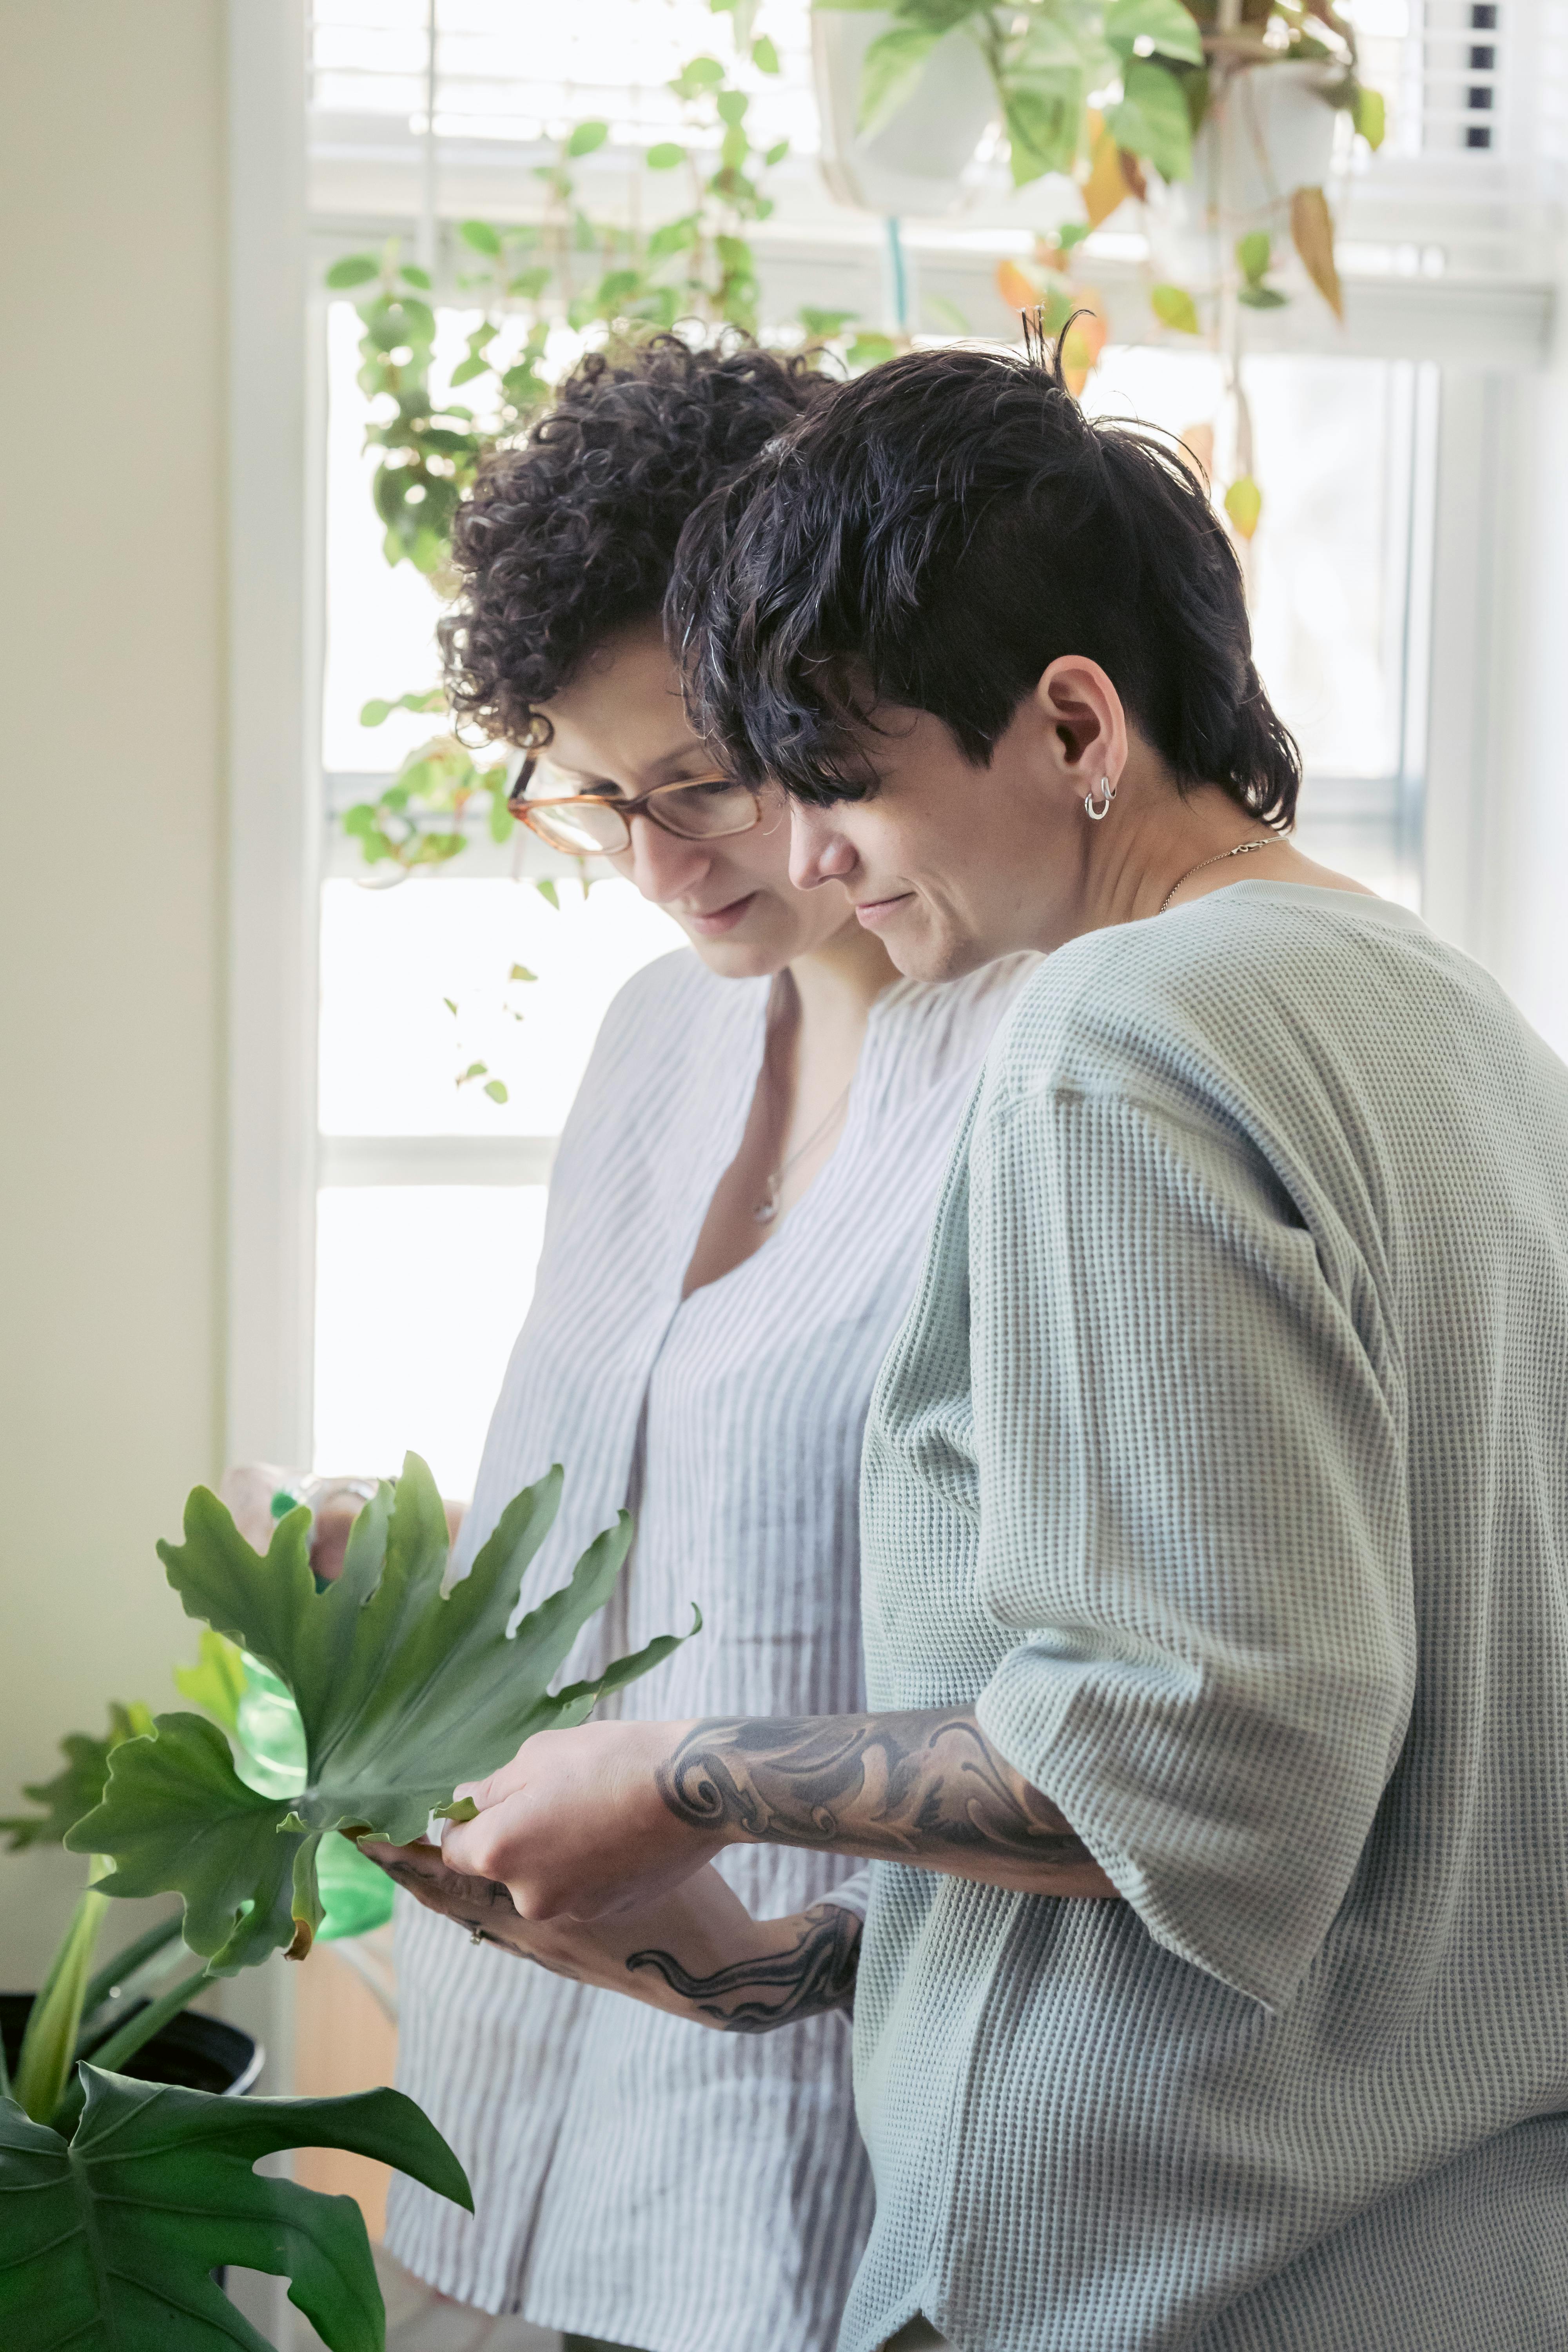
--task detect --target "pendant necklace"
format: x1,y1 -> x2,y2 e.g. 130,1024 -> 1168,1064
753,1079 -> 853,1225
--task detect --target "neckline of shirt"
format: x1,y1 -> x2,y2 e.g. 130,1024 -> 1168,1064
1165,878 -> 1424,927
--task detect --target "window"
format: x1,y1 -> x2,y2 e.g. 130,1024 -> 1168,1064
302,0 -> 1550,1495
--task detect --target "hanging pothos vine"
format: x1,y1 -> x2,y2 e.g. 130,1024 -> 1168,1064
331,7 -> 873,890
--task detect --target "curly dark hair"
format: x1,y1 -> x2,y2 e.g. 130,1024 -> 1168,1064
670,342 -> 1300,829
439,335 -> 833,747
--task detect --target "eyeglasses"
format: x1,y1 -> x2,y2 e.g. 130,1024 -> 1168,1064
507,752 -> 764,858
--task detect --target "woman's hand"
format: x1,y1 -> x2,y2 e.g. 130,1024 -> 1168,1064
436,1707 -> 1118,1920
362,1836 -> 861,2033
437,1717 -> 724,1919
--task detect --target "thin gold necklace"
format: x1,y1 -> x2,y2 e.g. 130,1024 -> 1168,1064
753,1080 -> 853,1225
1159,836 -> 1274,915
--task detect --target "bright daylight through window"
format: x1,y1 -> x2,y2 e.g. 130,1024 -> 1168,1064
307,0 -> 1539,1495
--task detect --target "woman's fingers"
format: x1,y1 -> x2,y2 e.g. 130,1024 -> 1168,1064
361,1837 -> 533,1951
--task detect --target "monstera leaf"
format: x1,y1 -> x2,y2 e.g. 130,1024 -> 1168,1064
0,2065 -> 470,2351
69,1454 -> 693,1972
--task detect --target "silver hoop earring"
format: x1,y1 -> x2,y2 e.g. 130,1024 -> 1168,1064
1084,775 -> 1116,821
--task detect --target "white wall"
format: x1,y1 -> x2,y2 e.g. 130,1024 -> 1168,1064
0,2 -> 228,1984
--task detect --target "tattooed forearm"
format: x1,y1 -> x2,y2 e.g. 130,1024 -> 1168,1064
628,1900 -> 860,2033
656,1709 -> 1118,1896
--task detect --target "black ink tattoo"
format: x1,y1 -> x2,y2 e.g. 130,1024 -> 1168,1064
627,1901 -> 860,2033
655,1708 -> 1093,1881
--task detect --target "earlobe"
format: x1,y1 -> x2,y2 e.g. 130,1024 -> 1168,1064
1034,654 -> 1129,797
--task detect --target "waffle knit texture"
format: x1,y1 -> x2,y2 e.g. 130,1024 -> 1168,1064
848,882 -> 1568,2352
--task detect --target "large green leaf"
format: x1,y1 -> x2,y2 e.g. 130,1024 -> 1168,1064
1105,0 -> 1205,67
1107,55 -> 1194,179
2,1702 -> 154,1851
0,2066 -> 470,2351
68,1456 -> 692,1972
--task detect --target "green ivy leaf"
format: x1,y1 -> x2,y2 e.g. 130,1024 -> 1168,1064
846,330 -> 899,370
670,53 -> 726,97
567,119 -> 609,157
1151,280 -> 1201,334
325,254 -> 378,290
1106,57 -> 1194,181
1237,283 -> 1289,308
1236,229 -> 1271,283
764,136 -> 789,164
648,213 -> 701,259
67,1462 -> 693,1971
647,141 -> 686,168
1352,83 -> 1386,149
0,2069 -> 470,2350
457,218 -> 502,256
535,877 -> 560,909
1105,0 -> 1205,67
508,964 -> 538,984
400,262 -> 433,289
754,34 -> 780,71
800,304 -> 857,337
1004,71 -> 1083,185
483,1079 -> 510,1103
717,89 -> 749,125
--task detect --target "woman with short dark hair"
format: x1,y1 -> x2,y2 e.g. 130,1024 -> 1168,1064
403,342 -> 1568,2352
377,338 -> 1033,2352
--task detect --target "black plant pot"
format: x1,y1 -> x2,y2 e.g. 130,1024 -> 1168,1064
2,1991 -> 262,2101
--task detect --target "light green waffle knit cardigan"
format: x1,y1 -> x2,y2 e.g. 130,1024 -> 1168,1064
849,882 -> 1568,2352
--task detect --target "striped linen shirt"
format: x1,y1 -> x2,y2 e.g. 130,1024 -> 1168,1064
847,882 -> 1568,2352
385,943 -> 1031,2350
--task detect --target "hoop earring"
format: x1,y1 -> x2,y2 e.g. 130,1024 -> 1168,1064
1084,775 -> 1116,821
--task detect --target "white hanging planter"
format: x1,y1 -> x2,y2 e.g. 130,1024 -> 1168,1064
811,9 -> 998,219
1149,60 -> 1341,280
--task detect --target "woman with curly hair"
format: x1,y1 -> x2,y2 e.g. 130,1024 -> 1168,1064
375,338 -> 1033,2352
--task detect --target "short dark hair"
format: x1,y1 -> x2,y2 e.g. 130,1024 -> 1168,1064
439,335 -> 832,747
670,342 -> 1300,827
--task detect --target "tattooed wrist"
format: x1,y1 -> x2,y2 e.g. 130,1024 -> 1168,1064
627,1901 -> 860,2033
656,1708 -> 1093,1883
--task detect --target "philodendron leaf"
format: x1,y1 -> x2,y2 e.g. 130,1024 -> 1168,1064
2,1702 -> 155,1851
0,2066 -> 471,2351
68,1456 -> 693,1972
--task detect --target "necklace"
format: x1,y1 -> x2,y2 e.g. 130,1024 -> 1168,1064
1159,835 -> 1274,915
753,1079 -> 853,1225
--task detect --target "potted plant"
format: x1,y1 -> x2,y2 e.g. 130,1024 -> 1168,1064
1,1451 -> 690,2345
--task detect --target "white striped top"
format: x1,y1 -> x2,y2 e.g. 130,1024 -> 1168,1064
385,943 -> 1031,2348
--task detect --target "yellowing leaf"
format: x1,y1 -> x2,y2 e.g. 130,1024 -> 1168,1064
1082,125 -> 1131,227
1061,289 -> 1109,394
996,258 -> 1041,314
1225,475 -> 1263,539
1179,420 -> 1215,481
1290,185 -> 1343,320
1151,281 -> 1201,335
1353,85 -> 1386,151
